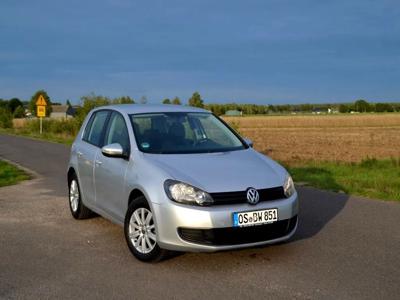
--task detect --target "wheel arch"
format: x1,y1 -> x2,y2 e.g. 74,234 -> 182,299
128,188 -> 146,207
67,167 -> 76,185
127,188 -> 158,225
124,187 -> 170,261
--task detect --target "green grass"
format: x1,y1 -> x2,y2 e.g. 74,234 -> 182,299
0,128 -> 74,145
0,160 -> 30,187
286,158 -> 400,201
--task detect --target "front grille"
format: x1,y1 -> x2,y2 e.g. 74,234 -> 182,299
210,186 -> 285,205
178,215 -> 297,246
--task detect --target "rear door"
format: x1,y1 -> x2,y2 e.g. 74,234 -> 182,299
94,111 -> 131,221
77,110 -> 110,206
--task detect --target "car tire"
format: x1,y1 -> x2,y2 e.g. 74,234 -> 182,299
68,174 -> 93,219
124,196 -> 170,262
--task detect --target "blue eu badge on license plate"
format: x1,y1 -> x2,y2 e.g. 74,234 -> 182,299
233,213 -> 239,226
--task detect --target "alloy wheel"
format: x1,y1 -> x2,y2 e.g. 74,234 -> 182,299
128,208 -> 156,254
69,180 -> 79,212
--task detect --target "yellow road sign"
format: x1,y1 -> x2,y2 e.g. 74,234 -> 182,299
37,106 -> 46,117
36,95 -> 47,106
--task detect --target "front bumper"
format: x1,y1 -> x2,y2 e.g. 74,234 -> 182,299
153,191 -> 299,252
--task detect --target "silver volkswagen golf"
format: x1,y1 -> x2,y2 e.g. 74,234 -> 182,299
67,105 -> 298,262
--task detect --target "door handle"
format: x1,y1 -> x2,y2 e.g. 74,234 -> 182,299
95,160 -> 102,166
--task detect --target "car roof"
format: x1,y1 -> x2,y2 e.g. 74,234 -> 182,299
93,104 -> 210,115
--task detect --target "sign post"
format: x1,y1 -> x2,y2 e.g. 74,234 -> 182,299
36,95 -> 47,134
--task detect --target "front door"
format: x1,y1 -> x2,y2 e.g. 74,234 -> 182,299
94,112 -> 131,221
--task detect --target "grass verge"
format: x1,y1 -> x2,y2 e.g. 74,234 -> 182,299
0,128 -> 74,145
286,158 -> 400,202
0,160 -> 30,187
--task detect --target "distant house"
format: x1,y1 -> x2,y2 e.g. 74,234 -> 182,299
225,110 -> 242,116
312,108 -> 324,115
50,105 -> 76,119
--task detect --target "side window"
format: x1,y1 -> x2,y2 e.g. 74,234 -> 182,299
83,115 -> 94,141
104,112 -> 130,154
83,111 -> 109,147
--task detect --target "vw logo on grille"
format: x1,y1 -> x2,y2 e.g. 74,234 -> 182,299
246,188 -> 259,205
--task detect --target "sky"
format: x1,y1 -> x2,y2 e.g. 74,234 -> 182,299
1,0 -> 399,104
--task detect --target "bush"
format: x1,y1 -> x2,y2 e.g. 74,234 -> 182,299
13,106 -> 25,118
49,119 -> 79,136
0,108 -> 13,128
24,118 -> 79,136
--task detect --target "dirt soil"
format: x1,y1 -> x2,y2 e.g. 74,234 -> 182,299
224,114 -> 400,162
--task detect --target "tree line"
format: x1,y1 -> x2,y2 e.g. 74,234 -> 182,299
77,92 -> 400,115
204,100 -> 400,116
1,89 -> 400,129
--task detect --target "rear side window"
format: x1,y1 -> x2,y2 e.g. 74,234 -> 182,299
83,111 -> 109,147
104,112 -> 130,154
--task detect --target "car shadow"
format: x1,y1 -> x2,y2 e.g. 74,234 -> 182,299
292,180 -> 349,241
63,163 -> 350,264
163,169 -> 350,263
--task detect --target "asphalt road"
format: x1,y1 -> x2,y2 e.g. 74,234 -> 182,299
0,134 -> 399,299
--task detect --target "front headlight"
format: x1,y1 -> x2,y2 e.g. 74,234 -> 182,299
164,179 -> 214,206
283,175 -> 295,198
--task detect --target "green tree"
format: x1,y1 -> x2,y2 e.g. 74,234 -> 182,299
0,108 -> 13,128
112,96 -> 135,104
29,90 -> 52,117
268,105 -> 277,113
80,93 -> 110,110
172,97 -> 181,105
375,103 -> 394,113
188,92 -> 204,108
8,98 -> 23,114
354,99 -> 370,112
0,99 -> 7,109
207,104 -> 225,116
13,106 -> 25,118
162,98 -> 171,104
75,93 -> 110,126
339,104 -> 350,113
299,103 -> 313,112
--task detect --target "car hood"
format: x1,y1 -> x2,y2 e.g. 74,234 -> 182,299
145,149 -> 287,193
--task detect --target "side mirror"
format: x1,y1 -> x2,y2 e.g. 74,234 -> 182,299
244,138 -> 253,148
101,143 -> 127,158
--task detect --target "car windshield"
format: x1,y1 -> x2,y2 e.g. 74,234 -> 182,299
130,112 -> 247,154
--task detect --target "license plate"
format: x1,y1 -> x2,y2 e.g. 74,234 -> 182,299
233,208 -> 278,227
